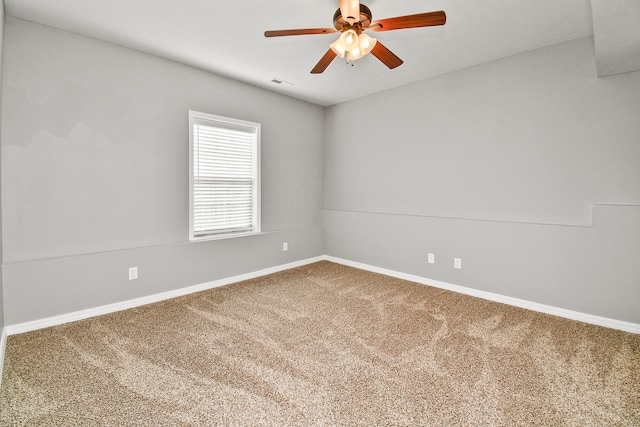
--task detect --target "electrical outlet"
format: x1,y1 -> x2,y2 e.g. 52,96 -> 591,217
454,258 -> 462,270
128,266 -> 138,280
282,242 -> 288,252
428,253 -> 435,264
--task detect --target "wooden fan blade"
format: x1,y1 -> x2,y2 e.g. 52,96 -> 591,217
370,41 -> 403,69
368,11 -> 446,32
265,28 -> 336,37
311,49 -> 338,74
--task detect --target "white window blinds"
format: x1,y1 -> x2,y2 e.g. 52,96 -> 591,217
189,111 -> 260,239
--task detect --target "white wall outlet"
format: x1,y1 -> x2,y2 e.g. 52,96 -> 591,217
454,258 -> 462,270
282,242 -> 288,252
428,253 -> 435,264
128,266 -> 138,280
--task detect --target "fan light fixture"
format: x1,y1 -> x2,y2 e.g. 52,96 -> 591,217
330,30 -> 377,61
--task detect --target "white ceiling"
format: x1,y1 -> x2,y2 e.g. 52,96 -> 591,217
591,0 -> 640,77
3,1 -> 637,106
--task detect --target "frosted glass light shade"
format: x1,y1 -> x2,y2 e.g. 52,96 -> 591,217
340,30 -> 359,51
347,48 -> 362,61
347,34 -> 377,60
330,39 -> 346,58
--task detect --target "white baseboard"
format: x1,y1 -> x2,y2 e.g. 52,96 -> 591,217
5,255 -> 639,336
6,256 -> 325,336
325,256 -> 640,334
0,327 -> 7,385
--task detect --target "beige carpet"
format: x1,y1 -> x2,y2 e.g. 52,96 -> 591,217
1,261 -> 639,426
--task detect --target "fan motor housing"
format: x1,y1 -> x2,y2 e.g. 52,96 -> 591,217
333,4 -> 372,32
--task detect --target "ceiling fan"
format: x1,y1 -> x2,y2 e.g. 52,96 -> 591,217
264,0 -> 446,74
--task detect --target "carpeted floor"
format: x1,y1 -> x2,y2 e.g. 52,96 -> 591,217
1,261 -> 639,426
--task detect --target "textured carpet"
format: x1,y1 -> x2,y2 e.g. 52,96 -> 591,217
1,261 -> 639,426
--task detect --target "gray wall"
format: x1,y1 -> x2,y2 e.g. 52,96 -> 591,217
1,18 -> 324,325
0,1 -> 5,333
2,19 -> 639,328
324,37 -> 640,324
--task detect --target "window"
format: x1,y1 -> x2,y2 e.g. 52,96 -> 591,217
189,111 -> 260,240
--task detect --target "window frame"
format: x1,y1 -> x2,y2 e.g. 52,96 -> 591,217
188,110 -> 261,241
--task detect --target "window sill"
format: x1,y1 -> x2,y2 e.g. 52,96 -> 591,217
189,230 -> 262,243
